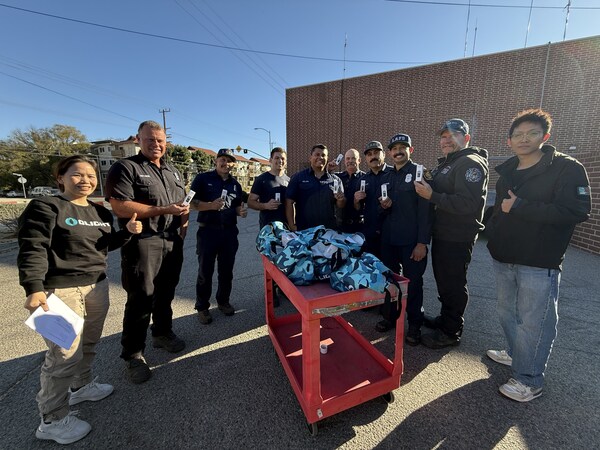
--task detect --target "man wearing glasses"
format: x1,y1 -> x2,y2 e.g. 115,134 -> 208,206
486,109 -> 591,402
414,119 -> 489,349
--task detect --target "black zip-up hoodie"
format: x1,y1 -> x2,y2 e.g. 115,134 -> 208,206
486,145 -> 591,270
430,146 -> 489,242
18,195 -> 132,295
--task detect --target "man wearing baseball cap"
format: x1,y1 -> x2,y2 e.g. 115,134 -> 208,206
414,119 -> 489,348
190,148 -> 248,325
376,133 -> 432,345
352,140 -> 391,257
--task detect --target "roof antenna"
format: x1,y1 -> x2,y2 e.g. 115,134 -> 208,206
463,0 -> 471,57
563,0 -> 572,40
525,0 -> 534,47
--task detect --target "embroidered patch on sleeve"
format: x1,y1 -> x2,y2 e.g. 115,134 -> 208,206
465,167 -> 483,183
577,186 -> 591,196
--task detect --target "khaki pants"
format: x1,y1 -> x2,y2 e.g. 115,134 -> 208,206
37,278 -> 109,421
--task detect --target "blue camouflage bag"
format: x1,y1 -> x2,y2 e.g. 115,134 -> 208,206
330,252 -> 398,294
256,221 -> 289,258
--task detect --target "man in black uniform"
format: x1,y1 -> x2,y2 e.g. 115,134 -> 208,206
286,144 -> 345,231
377,133 -> 432,345
329,148 -> 365,233
352,140 -> 391,256
415,119 -> 489,348
248,147 -> 289,230
191,148 -> 248,325
105,120 -> 189,384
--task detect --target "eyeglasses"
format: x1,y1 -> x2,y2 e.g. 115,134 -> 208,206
510,130 -> 543,141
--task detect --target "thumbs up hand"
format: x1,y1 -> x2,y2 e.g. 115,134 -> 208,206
126,212 -> 143,234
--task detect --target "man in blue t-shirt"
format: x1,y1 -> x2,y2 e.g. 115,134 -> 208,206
286,144 -> 346,231
248,147 -> 290,230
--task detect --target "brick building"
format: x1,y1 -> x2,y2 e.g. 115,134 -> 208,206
286,35 -> 600,254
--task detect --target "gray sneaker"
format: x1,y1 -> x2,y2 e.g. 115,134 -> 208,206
197,309 -> 213,324
36,411 -> 91,444
126,356 -> 151,384
487,349 -> 512,366
69,376 -> 114,405
499,378 -> 542,402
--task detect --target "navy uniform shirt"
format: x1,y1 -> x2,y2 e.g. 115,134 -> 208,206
105,152 -> 186,233
336,170 -> 365,229
250,171 -> 290,229
381,161 -> 432,247
191,170 -> 243,228
286,168 -> 343,231
356,164 -> 392,239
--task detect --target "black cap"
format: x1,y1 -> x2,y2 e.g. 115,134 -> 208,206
388,133 -> 412,149
364,140 -> 383,154
439,119 -> 469,135
217,148 -> 236,162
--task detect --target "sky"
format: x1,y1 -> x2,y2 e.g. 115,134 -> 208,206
0,0 -> 599,159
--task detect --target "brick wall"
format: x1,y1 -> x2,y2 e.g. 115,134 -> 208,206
286,35 -> 600,254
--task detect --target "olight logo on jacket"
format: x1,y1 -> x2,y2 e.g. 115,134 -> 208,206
65,217 -> 110,227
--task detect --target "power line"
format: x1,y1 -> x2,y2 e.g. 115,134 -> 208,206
0,3 -> 427,66
174,0 -> 284,95
0,71 -> 140,123
198,0 -> 290,87
385,0 -> 600,9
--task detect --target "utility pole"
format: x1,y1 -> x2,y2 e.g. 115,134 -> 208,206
159,108 -> 171,137
159,108 -> 171,162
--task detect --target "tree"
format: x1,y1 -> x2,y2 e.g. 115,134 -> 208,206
0,124 -> 90,190
190,148 -> 214,173
168,144 -> 194,186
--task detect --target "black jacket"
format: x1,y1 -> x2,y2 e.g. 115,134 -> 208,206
487,145 -> 591,269
430,146 -> 489,242
18,196 -> 132,295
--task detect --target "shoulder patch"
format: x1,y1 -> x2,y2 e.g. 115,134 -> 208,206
465,167 -> 483,183
577,186 -> 591,196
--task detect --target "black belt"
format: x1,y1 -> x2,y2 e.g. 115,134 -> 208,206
138,230 -> 179,239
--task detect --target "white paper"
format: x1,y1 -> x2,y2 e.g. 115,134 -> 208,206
25,294 -> 84,350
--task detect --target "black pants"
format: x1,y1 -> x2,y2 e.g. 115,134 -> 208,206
120,235 -> 184,360
195,226 -> 239,311
380,243 -> 428,326
363,232 -> 382,259
431,238 -> 474,337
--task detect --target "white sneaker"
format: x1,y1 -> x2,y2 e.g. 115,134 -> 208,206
499,378 -> 543,402
487,349 -> 512,366
36,411 -> 91,444
69,376 -> 114,406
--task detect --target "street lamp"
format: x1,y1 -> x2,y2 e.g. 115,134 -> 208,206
253,127 -> 272,152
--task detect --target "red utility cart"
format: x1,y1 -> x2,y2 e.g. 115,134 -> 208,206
261,255 -> 409,435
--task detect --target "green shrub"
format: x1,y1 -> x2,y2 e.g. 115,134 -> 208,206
0,203 -> 27,236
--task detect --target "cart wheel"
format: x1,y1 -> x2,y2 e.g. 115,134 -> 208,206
382,392 -> 395,404
307,421 -> 318,436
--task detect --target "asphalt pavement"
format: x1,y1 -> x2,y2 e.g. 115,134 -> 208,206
1,209 -> 599,449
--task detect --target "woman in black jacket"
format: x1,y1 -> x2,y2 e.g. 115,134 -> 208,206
18,155 -> 142,444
